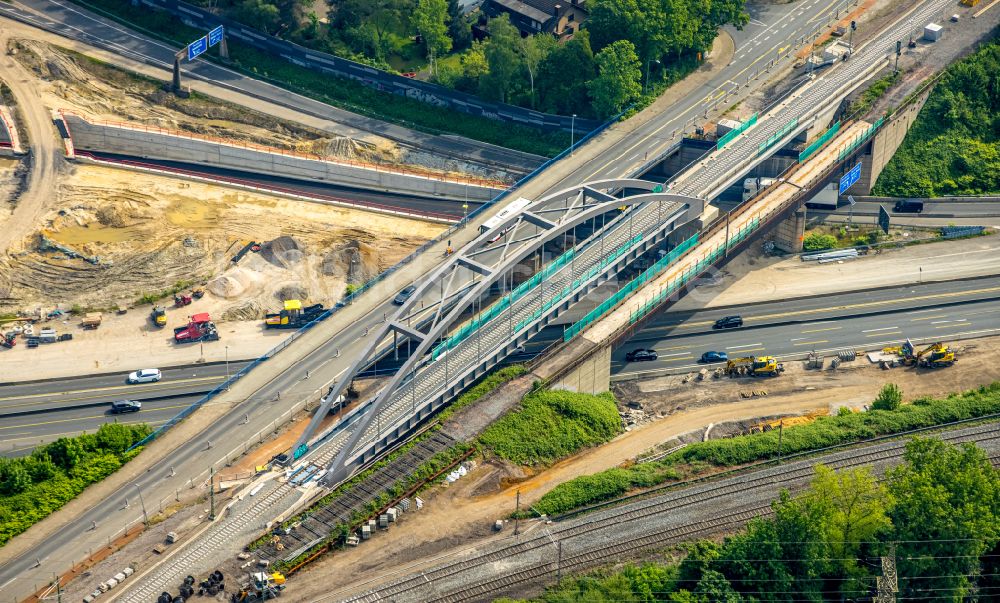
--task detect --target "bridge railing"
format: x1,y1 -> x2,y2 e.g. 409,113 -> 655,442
125,109 -> 626,451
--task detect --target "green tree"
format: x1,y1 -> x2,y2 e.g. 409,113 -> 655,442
96,423 -> 136,454
888,438 -> 1000,600
519,33 -> 557,109
47,436 -> 86,470
0,460 -> 31,496
234,0 -> 281,34
537,32 -> 597,116
479,14 -> 522,103
413,0 -> 451,74
802,232 -> 837,251
587,0 -> 668,62
589,40 -> 642,117
872,383 -> 903,411
446,0 -> 472,51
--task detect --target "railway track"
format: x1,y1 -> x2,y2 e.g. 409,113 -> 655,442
340,421 -> 1000,603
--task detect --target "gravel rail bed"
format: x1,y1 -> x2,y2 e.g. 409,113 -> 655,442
341,421 -> 1000,603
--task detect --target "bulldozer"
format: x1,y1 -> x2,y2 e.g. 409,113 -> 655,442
231,572 -> 285,602
726,356 -> 785,378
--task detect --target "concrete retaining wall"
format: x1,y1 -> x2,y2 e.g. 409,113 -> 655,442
0,105 -> 25,155
61,113 -> 502,201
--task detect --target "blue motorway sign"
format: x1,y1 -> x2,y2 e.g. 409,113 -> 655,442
208,25 -> 225,47
839,161 -> 862,195
187,35 -> 208,61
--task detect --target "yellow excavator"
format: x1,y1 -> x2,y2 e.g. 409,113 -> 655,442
915,342 -> 956,368
883,339 -> 956,368
726,356 -> 785,377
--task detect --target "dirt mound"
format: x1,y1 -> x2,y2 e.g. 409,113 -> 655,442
221,299 -> 265,321
260,236 -> 304,268
207,268 -> 261,299
95,203 -> 145,228
275,284 -> 309,301
322,239 -> 380,283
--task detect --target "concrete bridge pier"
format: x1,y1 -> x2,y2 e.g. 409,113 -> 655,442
772,205 -> 807,253
549,343 -> 612,395
857,89 -> 931,194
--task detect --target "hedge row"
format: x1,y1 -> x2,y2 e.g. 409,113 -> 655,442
534,382 -> 1000,516
0,423 -> 151,546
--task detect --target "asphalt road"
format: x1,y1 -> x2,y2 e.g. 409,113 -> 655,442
613,275 -> 1000,376
83,151 -> 483,220
530,0 -> 860,193
811,199 -> 1000,219
0,0 -> 544,173
0,363 -> 250,456
0,0 -> 875,597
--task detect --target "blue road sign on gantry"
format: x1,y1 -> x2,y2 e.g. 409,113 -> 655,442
208,25 -> 225,47
839,162 -> 862,195
187,36 -> 208,61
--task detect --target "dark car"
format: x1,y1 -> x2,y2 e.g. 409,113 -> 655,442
393,285 -> 417,305
110,400 -> 142,414
893,200 -> 924,214
713,316 -> 744,330
625,348 -> 658,362
699,351 -> 729,363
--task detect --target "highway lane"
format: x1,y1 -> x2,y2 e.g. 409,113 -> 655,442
82,152 -> 483,220
613,277 -> 1000,375
811,199 -> 1000,219
0,0 -> 544,173
0,396 -> 198,456
0,0 -> 875,595
0,363 -> 251,454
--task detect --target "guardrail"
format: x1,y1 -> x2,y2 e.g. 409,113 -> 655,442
798,121 -> 841,162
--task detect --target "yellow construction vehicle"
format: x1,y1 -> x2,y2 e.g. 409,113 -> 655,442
264,300 -> 326,329
961,0 -> 981,6
150,306 -> 167,327
883,339 -> 955,368
231,572 -> 285,602
915,342 -> 956,368
726,356 -> 785,377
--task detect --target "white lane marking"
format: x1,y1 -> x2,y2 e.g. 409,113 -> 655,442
862,327 -> 899,333
727,343 -> 764,350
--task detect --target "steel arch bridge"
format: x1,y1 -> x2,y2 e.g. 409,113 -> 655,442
291,178 -> 704,485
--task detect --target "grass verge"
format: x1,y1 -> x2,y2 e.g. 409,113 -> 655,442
533,381 -> 1000,516
478,389 -> 622,466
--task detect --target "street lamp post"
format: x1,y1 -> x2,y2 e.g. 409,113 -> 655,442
570,114 -> 576,157
134,483 -> 148,525
225,345 -> 230,390
645,58 -> 660,94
